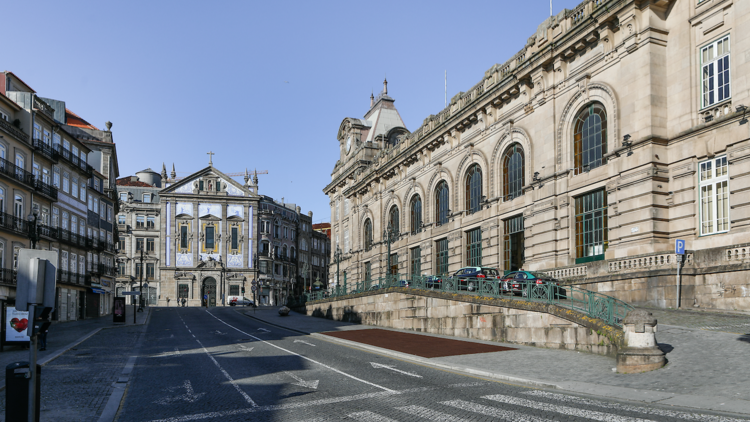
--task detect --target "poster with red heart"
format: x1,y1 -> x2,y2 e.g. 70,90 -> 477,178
5,307 -> 30,343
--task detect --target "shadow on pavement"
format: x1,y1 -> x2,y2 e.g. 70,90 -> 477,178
657,343 -> 674,353
738,334 -> 750,343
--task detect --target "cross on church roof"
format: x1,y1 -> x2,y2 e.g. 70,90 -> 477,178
207,151 -> 215,166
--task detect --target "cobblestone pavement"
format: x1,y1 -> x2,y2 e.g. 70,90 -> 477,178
638,307 -> 750,333
115,308 -> 749,422
0,324 -> 146,421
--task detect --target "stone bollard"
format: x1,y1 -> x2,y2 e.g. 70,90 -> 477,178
278,306 -> 290,316
616,309 -> 666,373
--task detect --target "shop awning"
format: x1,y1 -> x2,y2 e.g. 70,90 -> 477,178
90,288 -> 106,294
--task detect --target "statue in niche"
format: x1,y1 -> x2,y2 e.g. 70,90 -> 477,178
207,181 -> 213,191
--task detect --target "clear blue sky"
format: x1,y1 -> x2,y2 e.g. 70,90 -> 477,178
4,0 -> 583,223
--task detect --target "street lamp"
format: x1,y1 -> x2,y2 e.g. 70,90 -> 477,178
27,209 -> 40,249
334,246 -> 343,295
383,223 -> 399,282
138,249 -> 144,312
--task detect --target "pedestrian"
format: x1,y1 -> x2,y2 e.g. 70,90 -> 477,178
36,317 -> 48,351
203,294 -> 208,307
182,298 -> 186,307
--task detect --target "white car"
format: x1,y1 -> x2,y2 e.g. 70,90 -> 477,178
228,296 -> 256,306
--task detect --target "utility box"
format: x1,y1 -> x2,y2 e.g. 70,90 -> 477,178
15,249 -> 58,312
5,362 -> 41,422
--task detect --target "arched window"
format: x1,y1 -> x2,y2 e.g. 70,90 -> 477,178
363,219 -> 372,251
410,195 -> 422,234
291,247 -> 296,260
465,164 -> 482,214
435,181 -> 449,226
574,103 -> 607,175
388,206 -> 399,235
282,245 -> 288,259
503,143 -> 525,201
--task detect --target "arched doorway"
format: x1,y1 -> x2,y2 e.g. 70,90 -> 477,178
202,277 -> 217,307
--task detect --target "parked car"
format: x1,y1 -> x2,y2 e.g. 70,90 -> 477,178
449,266 -> 500,291
425,275 -> 444,289
228,296 -> 256,307
499,271 -> 566,299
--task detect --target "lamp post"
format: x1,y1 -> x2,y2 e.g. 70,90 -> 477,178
334,246 -> 342,295
27,209 -> 40,249
383,223 -> 399,282
138,249 -> 144,312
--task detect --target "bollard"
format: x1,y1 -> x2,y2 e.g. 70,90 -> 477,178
616,310 -> 666,373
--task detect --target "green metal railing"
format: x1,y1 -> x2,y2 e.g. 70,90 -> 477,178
291,274 -> 633,328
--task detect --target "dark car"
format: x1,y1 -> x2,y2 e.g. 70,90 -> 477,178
500,271 -> 566,299
426,275 -> 444,289
449,266 -> 500,291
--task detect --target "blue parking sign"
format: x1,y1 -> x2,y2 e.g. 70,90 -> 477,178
675,239 -> 685,255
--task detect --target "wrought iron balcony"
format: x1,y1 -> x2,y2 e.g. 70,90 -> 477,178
0,268 -> 17,285
58,270 -> 71,284
34,178 -> 58,200
0,118 -> 29,142
0,157 -> 35,187
38,224 -> 58,240
31,138 -> 57,161
97,263 -> 117,276
0,212 -> 28,236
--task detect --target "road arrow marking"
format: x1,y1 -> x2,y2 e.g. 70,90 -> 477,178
294,340 -> 316,346
213,330 -> 227,335
257,328 -> 271,333
238,345 -> 254,352
284,371 -> 319,389
154,380 -> 205,404
370,362 -> 422,378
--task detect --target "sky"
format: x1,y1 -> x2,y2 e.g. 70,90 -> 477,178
4,0 -> 584,223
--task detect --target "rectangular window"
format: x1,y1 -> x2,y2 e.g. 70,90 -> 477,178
147,238 -> 155,253
700,156 -> 729,235
62,172 -> 70,193
136,238 -> 144,251
410,246 -> 421,277
701,35 -> 730,109
81,185 -> 86,203
503,215 -> 525,271
120,192 -> 127,201
143,193 -> 151,203
389,253 -> 398,276
72,178 -> 78,199
229,285 -> 240,296
136,215 -> 145,229
178,284 -> 189,299
53,167 -> 60,188
436,238 -> 449,276
344,228 -> 350,252
93,198 -> 99,214
575,189 -> 608,263
108,206 -> 112,222
205,226 -> 215,251
118,214 -> 126,224
118,262 -> 125,275
135,263 -> 142,279
146,263 -> 154,280
231,226 -> 239,250
118,239 -> 125,251
147,216 -> 155,229
364,262 -> 371,281
466,228 -> 482,267
180,225 -> 188,249
259,260 -> 268,274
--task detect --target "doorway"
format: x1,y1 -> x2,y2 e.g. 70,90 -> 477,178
202,277 -> 217,307
503,215 -> 524,272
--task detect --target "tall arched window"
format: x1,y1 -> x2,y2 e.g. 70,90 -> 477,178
282,245 -> 288,259
465,164 -> 482,214
503,143 -> 525,200
363,219 -> 373,251
574,103 -> 607,175
435,181 -> 449,226
388,206 -> 399,234
410,195 -> 422,234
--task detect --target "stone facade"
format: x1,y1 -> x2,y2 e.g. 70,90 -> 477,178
324,0 -> 750,311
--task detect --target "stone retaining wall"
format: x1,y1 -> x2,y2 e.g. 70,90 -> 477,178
300,289 -> 620,356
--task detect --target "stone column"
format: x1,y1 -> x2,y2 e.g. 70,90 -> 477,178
616,309 -> 666,373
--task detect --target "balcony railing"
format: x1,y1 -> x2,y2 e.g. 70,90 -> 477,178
38,224 -> 58,240
97,263 -> 117,276
0,212 -> 28,236
0,268 -> 16,285
32,138 -> 56,161
34,178 -> 58,200
0,157 -> 35,187
58,270 -> 71,284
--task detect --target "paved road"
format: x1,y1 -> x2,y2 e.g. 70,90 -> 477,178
116,307 -> 750,422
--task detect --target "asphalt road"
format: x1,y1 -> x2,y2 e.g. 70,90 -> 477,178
115,307 -> 749,422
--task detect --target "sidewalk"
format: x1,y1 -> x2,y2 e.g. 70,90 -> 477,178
0,305 -> 151,390
241,307 -> 750,417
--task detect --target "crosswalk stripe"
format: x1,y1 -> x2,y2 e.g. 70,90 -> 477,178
524,391 -> 750,422
483,394 -> 656,422
441,399 -> 548,421
348,411 -> 399,422
396,405 -> 470,421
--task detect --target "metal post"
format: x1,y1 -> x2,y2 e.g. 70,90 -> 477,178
28,304 -> 37,422
335,247 -> 341,295
676,254 -> 683,309
139,249 -> 144,312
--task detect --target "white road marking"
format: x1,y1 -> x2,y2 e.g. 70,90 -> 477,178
370,362 -> 422,378
154,380 -> 205,404
448,382 -> 486,388
177,313 -> 258,407
284,371 -> 319,389
257,328 -> 271,332
294,339 -> 316,346
524,391 -> 750,422
205,310 -> 396,393
483,394 -> 656,422
348,411 -> 399,422
237,345 -> 254,352
213,330 -> 226,335
148,390 -> 399,422
441,399 -> 548,421
397,405 -> 470,421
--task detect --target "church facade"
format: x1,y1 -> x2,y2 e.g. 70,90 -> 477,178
325,0 -> 750,310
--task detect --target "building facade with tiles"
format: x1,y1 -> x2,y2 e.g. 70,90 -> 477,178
324,0 -> 750,310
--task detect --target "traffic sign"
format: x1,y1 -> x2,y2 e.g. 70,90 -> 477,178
122,291 -> 141,296
251,280 -> 258,286
251,286 -> 257,292
675,239 -> 686,255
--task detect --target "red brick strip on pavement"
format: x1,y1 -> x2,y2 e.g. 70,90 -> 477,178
320,328 -> 516,358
